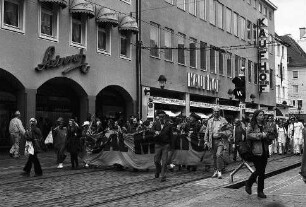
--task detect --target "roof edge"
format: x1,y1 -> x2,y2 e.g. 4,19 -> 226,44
263,0 -> 277,10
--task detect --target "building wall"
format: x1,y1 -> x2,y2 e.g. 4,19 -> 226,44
141,0 -> 276,118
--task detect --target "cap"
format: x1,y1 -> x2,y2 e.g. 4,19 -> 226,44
82,121 -> 90,126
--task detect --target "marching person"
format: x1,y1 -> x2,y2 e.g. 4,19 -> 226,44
277,120 -> 287,155
288,116 -> 304,155
52,117 -> 67,169
21,118 -> 43,177
232,118 -> 246,161
204,107 -> 231,179
9,111 -> 25,158
300,122 -> 306,183
266,115 -> 278,156
245,110 -> 271,199
153,115 -> 173,182
66,118 -> 82,169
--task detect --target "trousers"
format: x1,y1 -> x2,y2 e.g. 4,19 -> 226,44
23,153 -> 42,175
9,133 -> 21,157
70,152 -> 79,167
247,155 -> 268,193
154,144 -> 169,178
212,139 -> 224,171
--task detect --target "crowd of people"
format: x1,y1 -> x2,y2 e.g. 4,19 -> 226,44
7,108 -> 306,199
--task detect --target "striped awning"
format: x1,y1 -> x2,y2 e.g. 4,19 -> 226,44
96,7 -> 118,26
119,16 -> 139,33
39,0 -> 68,8
70,0 -> 94,18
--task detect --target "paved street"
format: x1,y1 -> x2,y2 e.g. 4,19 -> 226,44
0,151 -> 302,207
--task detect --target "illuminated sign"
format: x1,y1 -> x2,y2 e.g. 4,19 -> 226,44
258,18 -> 270,92
187,73 -> 219,92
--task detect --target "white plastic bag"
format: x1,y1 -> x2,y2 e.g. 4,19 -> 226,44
44,130 -> 53,144
24,141 -> 34,156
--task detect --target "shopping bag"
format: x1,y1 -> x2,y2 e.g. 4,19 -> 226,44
45,130 -> 53,144
24,141 -> 34,156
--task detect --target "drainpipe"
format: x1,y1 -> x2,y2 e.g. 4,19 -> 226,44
136,0 -> 142,119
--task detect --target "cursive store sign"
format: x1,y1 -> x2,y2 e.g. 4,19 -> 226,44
35,46 -> 90,75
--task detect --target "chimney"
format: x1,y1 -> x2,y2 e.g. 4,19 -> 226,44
300,27 -> 306,39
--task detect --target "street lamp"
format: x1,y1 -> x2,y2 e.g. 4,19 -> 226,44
158,75 -> 167,89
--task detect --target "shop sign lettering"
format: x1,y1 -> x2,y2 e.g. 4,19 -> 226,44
152,97 -> 186,106
35,46 -> 90,75
187,73 -> 219,92
258,18 -> 270,92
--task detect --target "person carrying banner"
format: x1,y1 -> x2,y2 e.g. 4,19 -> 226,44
153,115 -> 173,182
52,117 -> 67,169
9,111 -> 26,158
204,107 -> 231,179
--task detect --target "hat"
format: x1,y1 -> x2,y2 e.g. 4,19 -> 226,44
190,113 -> 201,121
213,106 -> 220,112
57,117 -> 64,122
82,121 -> 90,126
15,111 -> 21,116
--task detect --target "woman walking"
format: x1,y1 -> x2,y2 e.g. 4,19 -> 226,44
277,120 -> 287,155
245,110 -> 272,198
66,119 -> 82,169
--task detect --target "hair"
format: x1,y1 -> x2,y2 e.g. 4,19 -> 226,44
250,109 -> 265,129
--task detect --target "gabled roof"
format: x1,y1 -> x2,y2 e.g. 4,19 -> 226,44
279,35 -> 306,68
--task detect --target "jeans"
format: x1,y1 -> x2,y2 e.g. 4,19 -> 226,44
247,155 -> 268,193
23,153 -> 42,175
212,139 -> 224,171
56,145 -> 66,164
154,144 -> 169,178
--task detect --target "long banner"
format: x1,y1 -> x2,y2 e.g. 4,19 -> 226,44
80,130 -> 231,170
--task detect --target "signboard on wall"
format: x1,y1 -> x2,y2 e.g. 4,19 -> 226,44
258,18 -> 270,92
187,73 -> 219,92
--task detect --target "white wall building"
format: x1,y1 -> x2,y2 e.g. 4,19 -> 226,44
297,28 -> 306,53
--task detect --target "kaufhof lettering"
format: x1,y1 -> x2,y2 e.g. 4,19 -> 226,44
187,73 -> 219,92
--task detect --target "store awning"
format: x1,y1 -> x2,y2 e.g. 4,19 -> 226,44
96,7 -> 119,26
70,0 -> 94,18
119,16 -> 139,33
163,110 -> 181,117
39,0 -> 68,8
195,112 -> 211,119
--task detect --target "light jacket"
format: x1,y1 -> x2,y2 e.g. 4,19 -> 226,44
246,123 -> 271,157
204,116 -> 230,149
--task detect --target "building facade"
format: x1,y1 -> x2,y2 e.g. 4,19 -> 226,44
0,0 -> 139,147
141,0 -> 277,120
298,27 -> 306,53
280,35 -> 306,118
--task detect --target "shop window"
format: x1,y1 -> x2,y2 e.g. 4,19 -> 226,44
120,32 -> 131,59
39,3 -> 59,41
97,25 -> 111,55
209,0 -> 216,25
71,13 -> 87,48
200,41 -> 207,70
178,33 -> 186,65
177,0 -> 185,11
1,0 -> 25,33
189,38 -> 197,68
150,22 -> 160,58
164,28 -> 173,61
199,0 -> 206,20
225,7 -> 231,33
188,0 -> 196,16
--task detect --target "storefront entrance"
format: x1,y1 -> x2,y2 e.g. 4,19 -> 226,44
36,77 -> 87,128
96,85 -> 133,120
0,69 -> 24,148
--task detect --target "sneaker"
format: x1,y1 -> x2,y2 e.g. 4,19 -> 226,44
212,170 -> 218,178
217,171 -> 222,179
57,163 -> 64,169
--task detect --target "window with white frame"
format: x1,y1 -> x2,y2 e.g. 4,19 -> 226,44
120,32 -> 131,59
39,3 -> 59,40
225,7 -> 231,33
233,12 -> 238,36
178,33 -> 186,65
200,41 -> 207,70
164,28 -> 173,61
189,0 -> 196,16
240,17 -> 246,40
97,25 -> 111,54
150,22 -> 160,58
199,0 -> 206,20
210,46 -> 216,73
177,0 -> 185,11
209,0 -> 216,25
71,13 -> 87,48
293,71 -> 298,79
293,85 -> 298,93
247,20 -> 252,41
1,0 -> 25,33
216,2 -> 223,29
189,38 -> 197,68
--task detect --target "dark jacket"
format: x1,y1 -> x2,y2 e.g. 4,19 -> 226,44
234,124 -> 246,144
66,126 -> 82,153
25,126 -> 43,153
155,122 -> 173,145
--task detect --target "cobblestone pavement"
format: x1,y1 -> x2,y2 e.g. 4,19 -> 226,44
0,151 -> 301,207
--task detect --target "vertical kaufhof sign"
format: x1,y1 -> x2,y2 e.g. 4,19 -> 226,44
258,18 -> 270,92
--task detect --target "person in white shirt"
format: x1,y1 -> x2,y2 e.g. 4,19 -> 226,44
277,120 -> 287,155
288,117 -> 304,155
9,111 -> 26,158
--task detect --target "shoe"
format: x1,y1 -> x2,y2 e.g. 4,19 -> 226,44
217,171 -> 222,179
20,172 -> 30,177
257,192 -> 267,198
160,177 -> 166,182
155,173 -> 160,178
57,163 -> 64,169
245,181 -> 252,195
34,173 -> 43,177
212,170 -> 218,178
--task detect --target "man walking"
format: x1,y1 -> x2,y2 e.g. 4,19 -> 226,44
153,115 -> 173,182
232,118 -> 246,161
204,107 -> 231,179
9,111 -> 25,158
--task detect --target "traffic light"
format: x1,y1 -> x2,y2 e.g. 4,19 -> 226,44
232,75 -> 246,100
